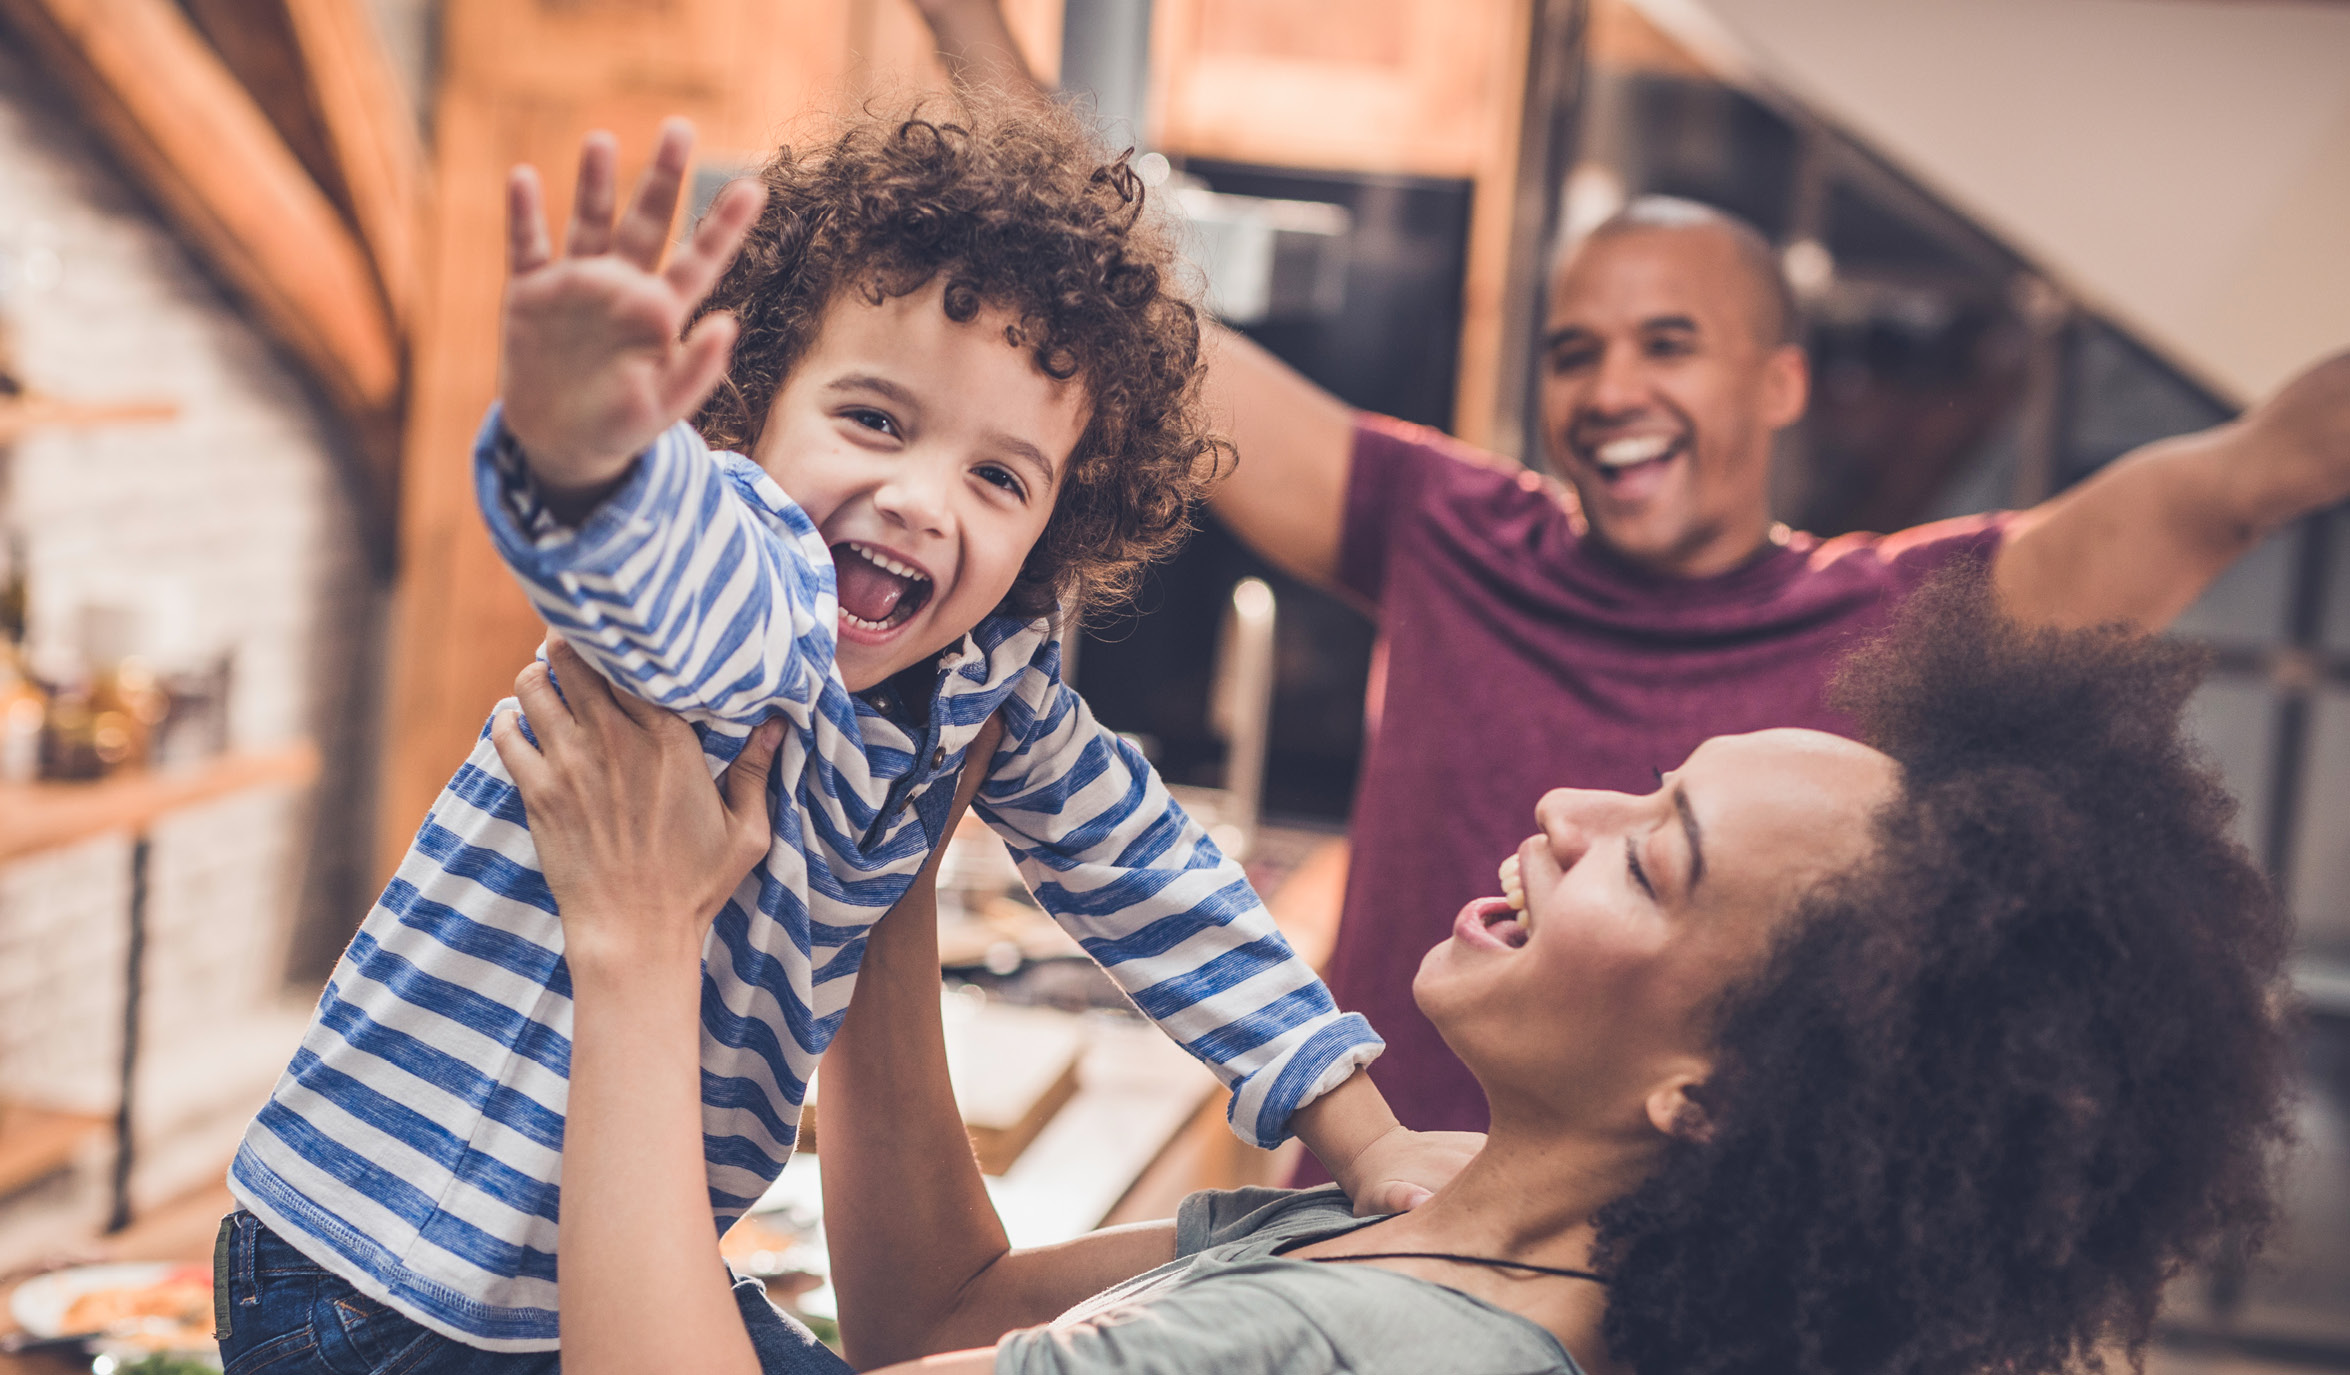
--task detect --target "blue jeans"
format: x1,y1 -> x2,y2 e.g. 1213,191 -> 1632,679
212,1212 -> 853,1375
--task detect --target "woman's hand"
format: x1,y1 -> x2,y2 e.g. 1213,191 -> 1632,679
494,638 -> 778,1375
490,636 -> 781,970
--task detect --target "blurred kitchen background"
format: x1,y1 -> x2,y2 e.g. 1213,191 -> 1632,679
0,0 -> 2343,1368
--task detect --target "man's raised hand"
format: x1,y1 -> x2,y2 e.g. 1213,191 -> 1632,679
499,118 -> 767,521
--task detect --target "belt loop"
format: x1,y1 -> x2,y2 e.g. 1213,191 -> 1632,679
211,1213 -> 237,1340
233,1211 -> 259,1304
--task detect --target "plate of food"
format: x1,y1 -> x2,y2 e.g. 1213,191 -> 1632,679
9,1260 -> 216,1357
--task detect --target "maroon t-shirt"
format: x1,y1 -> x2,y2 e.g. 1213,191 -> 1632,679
1326,414 -> 2010,1136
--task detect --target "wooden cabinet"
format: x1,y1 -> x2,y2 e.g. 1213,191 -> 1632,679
1150,0 -> 1536,447
1150,0 -> 1527,179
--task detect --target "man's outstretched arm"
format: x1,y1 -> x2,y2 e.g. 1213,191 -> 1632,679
910,0 -> 1055,108
1995,349 -> 2350,632
910,0 -> 1362,590
1198,326 -> 1358,587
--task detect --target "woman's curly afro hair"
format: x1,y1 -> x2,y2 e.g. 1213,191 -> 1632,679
1592,566 -> 2296,1375
689,90 -> 1226,624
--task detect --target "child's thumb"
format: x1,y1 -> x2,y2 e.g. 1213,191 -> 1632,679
1357,1181 -> 1434,1216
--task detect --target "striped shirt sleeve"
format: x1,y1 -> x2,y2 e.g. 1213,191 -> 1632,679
976,677 -> 1383,1149
473,408 -> 836,725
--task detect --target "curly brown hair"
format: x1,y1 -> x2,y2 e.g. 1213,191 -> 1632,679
688,91 -> 1226,624
1592,567 -> 2296,1375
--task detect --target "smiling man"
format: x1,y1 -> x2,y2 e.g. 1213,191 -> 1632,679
913,0 -> 2350,1140
1540,200 -> 1804,579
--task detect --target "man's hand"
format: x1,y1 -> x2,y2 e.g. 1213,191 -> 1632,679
500,119 -> 767,522
904,0 -> 1050,100
2239,348 -> 2350,520
489,637 -> 780,969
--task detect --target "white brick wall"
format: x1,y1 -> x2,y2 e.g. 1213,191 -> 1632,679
0,36 -> 380,1242
0,837 -> 130,1115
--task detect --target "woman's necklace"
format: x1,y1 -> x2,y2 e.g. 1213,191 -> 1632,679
1305,1251 -> 1604,1283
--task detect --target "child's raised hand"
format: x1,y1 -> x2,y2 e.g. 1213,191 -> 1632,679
499,119 -> 767,520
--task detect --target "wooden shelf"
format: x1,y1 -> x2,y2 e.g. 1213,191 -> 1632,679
0,394 -> 180,444
0,742 -> 320,863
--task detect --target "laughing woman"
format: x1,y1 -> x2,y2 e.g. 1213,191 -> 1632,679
497,570 -> 2293,1375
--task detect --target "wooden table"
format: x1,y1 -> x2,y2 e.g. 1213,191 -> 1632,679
0,745 -> 319,1232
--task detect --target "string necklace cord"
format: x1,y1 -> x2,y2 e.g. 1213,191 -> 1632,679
1306,1250 -> 1605,1284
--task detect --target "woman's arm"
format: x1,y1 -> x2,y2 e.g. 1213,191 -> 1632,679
491,640 -> 781,1375
822,807 -> 1178,1367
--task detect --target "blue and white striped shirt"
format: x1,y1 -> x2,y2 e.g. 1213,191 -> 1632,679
230,413 -> 1383,1351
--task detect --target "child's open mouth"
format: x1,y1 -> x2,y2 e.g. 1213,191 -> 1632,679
834,540 -> 934,634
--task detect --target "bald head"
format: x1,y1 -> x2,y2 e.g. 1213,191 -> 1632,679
1535,193 -> 1811,579
1563,196 -> 1797,348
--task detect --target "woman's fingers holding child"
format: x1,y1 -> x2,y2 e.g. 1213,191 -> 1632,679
500,673 -> 766,960
544,637 -> 662,732
488,706 -> 547,792
511,659 -> 577,750
722,720 -> 784,866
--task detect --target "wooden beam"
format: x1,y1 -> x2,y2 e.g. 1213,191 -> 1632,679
1150,0 -> 1523,178
1451,0 -> 1539,450
0,0 -> 403,532
173,0 -> 427,337
176,0 -> 348,208
280,0 -> 427,336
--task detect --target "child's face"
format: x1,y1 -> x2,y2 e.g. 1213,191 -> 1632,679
753,279 -> 1088,692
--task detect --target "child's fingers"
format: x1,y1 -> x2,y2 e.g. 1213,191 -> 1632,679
512,660 -> 577,746
487,707 -> 551,794
1359,1182 -> 1435,1215
663,178 -> 767,307
507,166 -> 553,276
613,117 -> 696,272
563,131 -> 621,259
658,312 -> 740,423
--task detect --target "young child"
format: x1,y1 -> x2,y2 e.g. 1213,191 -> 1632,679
222,100 -> 1466,1363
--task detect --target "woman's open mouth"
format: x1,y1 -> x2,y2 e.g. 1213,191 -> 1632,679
833,540 -> 935,636
1453,895 -> 1530,951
